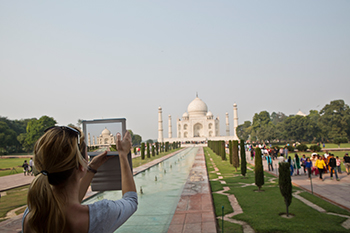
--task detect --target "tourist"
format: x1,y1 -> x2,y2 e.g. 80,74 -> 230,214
267,154 -> 273,171
293,154 -> 301,175
279,148 -> 284,157
315,155 -> 326,180
328,154 -> 339,181
311,154 -> 318,176
22,160 -> 29,176
284,146 -> 289,159
29,158 -> 34,176
343,153 -> 350,175
300,154 -> 306,175
22,126 -> 137,233
305,157 -> 312,179
288,156 -> 294,176
336,156 -> 342,174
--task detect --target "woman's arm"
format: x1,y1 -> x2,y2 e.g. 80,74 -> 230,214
79,151 -> 109,202
116,131 -> 136,195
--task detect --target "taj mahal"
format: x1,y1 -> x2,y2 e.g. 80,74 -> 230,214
158,95 -> 239,143
87,128 -> 116,147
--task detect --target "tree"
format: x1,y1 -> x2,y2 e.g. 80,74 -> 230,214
240,140 -> 247,177
152,145 -> 155,157
254,147 -> 264,191
141,143 -> 145,160
155,142 -> 159,155
146,142 -> 150,158
0,121 -> 17,154
279,162 -> 292,217
221,141 -> 226,160
333,137 -> 348,148
232,140 -> 239,172
271,112 -> 287,125
24,116 -> 56,152
236,121 -> 252,141
128,130 -> 142,146
319,100 -> 350,140
229,141 -> 233,164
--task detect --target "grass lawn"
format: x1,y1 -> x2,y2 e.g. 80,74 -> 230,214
204,147 -> 350,233
0,185 -> 29,221
0,158 -> 28,177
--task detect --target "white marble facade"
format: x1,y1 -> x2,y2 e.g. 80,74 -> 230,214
158,96 -> 239,143
88,127 -> 115,147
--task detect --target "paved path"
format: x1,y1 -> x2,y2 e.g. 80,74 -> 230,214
247,154 -> 350,211
168,147 -> 216,233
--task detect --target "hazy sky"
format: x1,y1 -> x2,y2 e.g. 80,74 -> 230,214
1,1 -> 349,140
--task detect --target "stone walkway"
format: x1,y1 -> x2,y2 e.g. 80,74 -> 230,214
168,147 -> 217,233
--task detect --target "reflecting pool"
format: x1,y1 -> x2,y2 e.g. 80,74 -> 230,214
83,147 -> 198,232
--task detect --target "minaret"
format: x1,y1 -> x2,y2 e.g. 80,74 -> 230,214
88,133 -> 91,147
93,136 -> 95,146
168,115 -> 172,138
233,103 -> 239,140
158,107 -> 164,143
225,112 -> 230,136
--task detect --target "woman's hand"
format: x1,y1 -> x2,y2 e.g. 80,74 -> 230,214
89,151 -> 109,171
116,131 -> 132,156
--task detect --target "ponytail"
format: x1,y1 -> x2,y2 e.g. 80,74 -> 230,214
27,174 -> 66,233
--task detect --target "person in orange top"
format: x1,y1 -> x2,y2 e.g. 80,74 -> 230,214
315,155 -> 326,180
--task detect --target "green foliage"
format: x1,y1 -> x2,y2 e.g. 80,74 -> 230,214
254,147 -> 264,190
237,121 -> 252,141
152,145 -> 155,157
133,147 -> 136,154
24,116 -> 56,152
296,144 -> 308,152
146,139 -> 153,144
333,137 -> 348,148
165,142 -> 169,152
229,141 -> 232,164
286,145 -> 294,152
141,143 -> 145,159
146,142 -> 150,158
232,140 -> 239,171
155,142 -> 159,155
240,140 -> 247,177
221,141 -> 226,160
309,145 -> 321,152
278,162 -> 292,216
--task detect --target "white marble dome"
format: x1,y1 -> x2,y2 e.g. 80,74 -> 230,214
101,128 -> 111,135
206,110 -> 213,117
187,97 -> 208,116
182,112 -> 189,118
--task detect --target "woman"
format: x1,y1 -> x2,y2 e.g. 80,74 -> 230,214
315,155 -> 326,180
288,156 -> 294,176
305,157 -> 312,179
293,154 -> 301,175
22,126 -> 137,233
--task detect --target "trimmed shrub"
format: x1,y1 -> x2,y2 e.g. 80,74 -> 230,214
279,162 -> 292,217
141,143 -> 145,160
286,145 -> 294,152
254,147 -> 264,191
240,140 -> 247,177
133,147 -> 136,155
156,142 -> 159,155
147,142 -> 150,158
229,141 -> 233,164
221,141 -> 226,160
152,145 -> 155,157
232,140 -> 239,172
309,145 -> 321,152
296,144 -> 308,152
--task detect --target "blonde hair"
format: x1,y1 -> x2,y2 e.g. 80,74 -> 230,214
27,126 -> 87,233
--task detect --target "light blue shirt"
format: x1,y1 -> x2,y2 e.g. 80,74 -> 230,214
22,191 -> 138,233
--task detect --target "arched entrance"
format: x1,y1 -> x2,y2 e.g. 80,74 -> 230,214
193,123 -> 203,137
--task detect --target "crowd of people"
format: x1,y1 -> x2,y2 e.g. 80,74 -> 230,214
246,144 -> 350,181
286,152 -> 350,181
